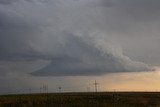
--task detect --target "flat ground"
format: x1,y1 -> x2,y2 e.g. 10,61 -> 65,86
0,92 -> 160,107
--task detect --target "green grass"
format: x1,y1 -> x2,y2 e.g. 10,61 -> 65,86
0,92 -> 160,107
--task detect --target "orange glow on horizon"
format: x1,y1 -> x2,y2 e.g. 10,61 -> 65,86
98,70 -> 160,92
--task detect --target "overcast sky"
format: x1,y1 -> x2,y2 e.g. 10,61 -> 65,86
0,0 -> 160,94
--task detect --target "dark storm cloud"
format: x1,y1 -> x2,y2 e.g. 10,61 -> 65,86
0,0 -> 158,76
0,0 -> 16,5
31,32 -> 153,76
0,0 -> 50,5
31,35 -> 151,76
118,0 -> 160,20
0,10 -> 39,61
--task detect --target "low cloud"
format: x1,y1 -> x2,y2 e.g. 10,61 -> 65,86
31,32 -> 154,76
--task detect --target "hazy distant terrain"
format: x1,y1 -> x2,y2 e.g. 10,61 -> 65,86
0,92 -> 160,107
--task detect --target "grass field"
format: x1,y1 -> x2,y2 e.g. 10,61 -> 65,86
0,92 -> 160,107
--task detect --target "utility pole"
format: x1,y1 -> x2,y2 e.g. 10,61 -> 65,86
43,85 -> 48,93
43,85 -> 44,93
58,86 -> 62,93
40,87 -> 42,93
93,80 -> 98,92
47,85 -> 48,93
43,85 -> 46,93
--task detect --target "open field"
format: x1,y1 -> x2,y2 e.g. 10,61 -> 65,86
0,92 -> 160,107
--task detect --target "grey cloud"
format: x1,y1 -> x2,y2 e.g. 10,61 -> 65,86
0,9 -> 43,61
31,32 -> 153,76
0,0 -> 16,5
0,0 -> 50,5
0,0 -> 158,76
107,0 -> 160,21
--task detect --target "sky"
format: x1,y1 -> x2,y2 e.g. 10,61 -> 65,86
0,0 -> 160,94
